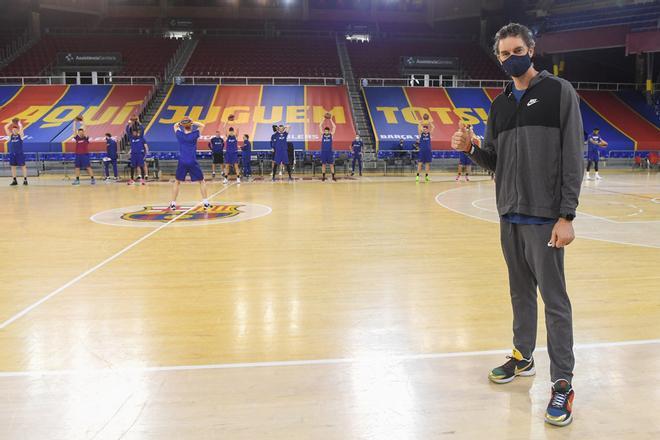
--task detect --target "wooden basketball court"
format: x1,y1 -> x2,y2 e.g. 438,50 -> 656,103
1,171 -> 659,439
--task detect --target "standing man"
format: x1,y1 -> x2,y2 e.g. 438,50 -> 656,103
103,133 -> 118,181
170,118 -> 209,210
127,127 -> 149,185
416,117 -> 434,182
5,118 -> 28,186
241,134 -> 252,179
350,134 -> 363,177
319,117 -> 337,182
451,23 -> 583,427
72,117 -> 95,185
223,125 -> 241,184
586,128 -> 607,180
209,130 -> 224,179
272,124 -> 292,181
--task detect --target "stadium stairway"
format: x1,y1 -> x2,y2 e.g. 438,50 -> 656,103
142,37 -> 199,128
336,36 -> 376,157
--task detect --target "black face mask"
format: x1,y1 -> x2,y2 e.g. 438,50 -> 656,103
501,53 -> 532,78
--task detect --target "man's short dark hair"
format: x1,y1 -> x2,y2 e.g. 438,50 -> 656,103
493,23 -> 536,56
105,133 -> 111,137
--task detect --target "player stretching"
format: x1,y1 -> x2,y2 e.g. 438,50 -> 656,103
170,119 -> 209,210
320,117 -> 337,182
209,130 -> 224,179
350,134 -> 363,177
586,128 -> 607,180
5,118 -> 28,186
416,116 -> 434,182
223,123 -> 241,184
127,127 -> 149,185
272,124 -> 292,181
72,117 -> 95,185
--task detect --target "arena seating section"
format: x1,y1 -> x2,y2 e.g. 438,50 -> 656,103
0,35 -> 181,78
183,37 -> 341,77
347,40 -> 504,79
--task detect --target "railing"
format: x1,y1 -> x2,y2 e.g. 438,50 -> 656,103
360,77 -> 657,91
0,76 -> 159,86
175,76 -> 345,86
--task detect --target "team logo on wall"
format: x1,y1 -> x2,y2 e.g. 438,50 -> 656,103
91,202 -> 271,228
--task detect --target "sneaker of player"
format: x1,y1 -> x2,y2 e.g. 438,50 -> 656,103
465,175 -> 470,182
212,172 -> 216,179
332,176 -> 337,182
455,175 -> 460,181
488,348 -> 536,384
103,176 -> 109,181
279,170 -> 283,177
72,179 -> 80,186
203,200 -> 211,210
140,178 -> 145,185
322,176 -> 326,182
112,176 -> 118,181
425,175 -> 430,182
23,178 -> 28,186
10,178 -> 18,186
90,178 -> 96,185
288,177 -> 294,182
351,172 -> 355,176
545,379 -> 574,427
169,202 -> 177,211
585,172 -> 593,180
237,177 -> 241,184
223,177 -> 228,184
416,175 -> 420,182
359,172 -> 362,177
595,172 -> 602,180
127,179 -> 135,185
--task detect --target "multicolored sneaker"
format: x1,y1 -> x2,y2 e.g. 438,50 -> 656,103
545,379 -> 574,427
488,349 -> 535,384
425,175 -> 430,182
415,175 -> 420,182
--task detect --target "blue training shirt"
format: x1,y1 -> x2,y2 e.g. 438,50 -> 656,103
321,133 -> 333,151
226,135 -> 238,153
176,129 -> 200,164
8,133 -> 23,154
209,136 -> 224,153
129,136 -> 147,156
419,132 -> 431,150
106,138 -> 117,159
352,140 -> 363,153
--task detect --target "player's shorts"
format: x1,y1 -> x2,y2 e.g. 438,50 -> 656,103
587,152 -> 600,162
130,154 -> 145,168
74,154 -> 91,169
273,148 -> 289,165
321,150 -> 334,164
225,150 -> 238,165
459,152 -> 472,166
175,161 -> 204,182
418,148 -> 433,164
9,152 -> 25,167
212,152 -> 224,164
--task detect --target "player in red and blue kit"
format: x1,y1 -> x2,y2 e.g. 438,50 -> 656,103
170,119 -> 209,210
223,125 -> 241,184
208,130 -> 224,179
586,128 -> 607,180
319,118 -> 337,182
416,118 -> 434,182
242,134 -> 252,179
103,133 -> 118,181
72,117 -> 95,185
127,128 -> 149,185
350,134 -> 363,177
5,119 -> 28,186
272,124 -> 292,181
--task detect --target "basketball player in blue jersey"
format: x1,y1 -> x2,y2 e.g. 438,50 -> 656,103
223,124 -> 241,184
128,128 -> 149,185
416,118 -> 434,182
209,130 -> 224,179
350,134 -> 363,177
103,133 -> 118,181
242,134 -> 252,179
456,124 -> 477,181
319,118 -> 337,182
272,124 -> 292,181
585,128 -> 607,180
5,119 -> 28,186
170,118 -> 210,210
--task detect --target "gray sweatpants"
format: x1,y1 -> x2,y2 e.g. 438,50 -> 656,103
500,221 -> 575,383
